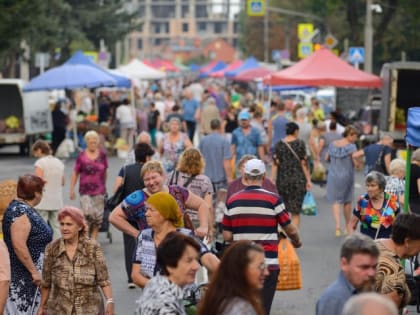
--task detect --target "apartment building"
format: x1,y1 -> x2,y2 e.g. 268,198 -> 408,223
125,0 -> 242,61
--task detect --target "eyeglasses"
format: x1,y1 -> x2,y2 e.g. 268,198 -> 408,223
257,262 -> 267,271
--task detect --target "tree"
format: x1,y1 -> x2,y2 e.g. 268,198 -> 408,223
0,0 -> 137,78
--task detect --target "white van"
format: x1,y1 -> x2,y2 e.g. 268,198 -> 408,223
0,79 -> 52,154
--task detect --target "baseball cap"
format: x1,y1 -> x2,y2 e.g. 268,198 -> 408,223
238,111 -> 251,120
244,159 -> 266,176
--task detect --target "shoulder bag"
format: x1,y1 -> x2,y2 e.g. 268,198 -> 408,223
105,166 -> 126,212
168,171 -> 197,232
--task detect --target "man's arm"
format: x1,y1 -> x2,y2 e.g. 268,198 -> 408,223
282,222 -> 302,248
223,230 -> 233,242
109,206 -> 139,238
223,159 -> 233,183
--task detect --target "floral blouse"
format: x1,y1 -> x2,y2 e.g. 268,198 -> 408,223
136,275 -> 186,315
353,192 -> 400,239
41,237 -> 111,315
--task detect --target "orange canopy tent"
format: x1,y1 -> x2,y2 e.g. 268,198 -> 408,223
264,48 -> 382,88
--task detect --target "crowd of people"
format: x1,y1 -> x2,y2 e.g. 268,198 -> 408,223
1,78 -> 420,315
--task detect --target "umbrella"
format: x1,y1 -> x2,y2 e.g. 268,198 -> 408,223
23,63 -> 117,92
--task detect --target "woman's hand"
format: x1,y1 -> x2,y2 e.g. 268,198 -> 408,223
69,190 -> 76,200
195,225 -> 209,238
32,271 -> 42,287
36,307 -> 47,315
105,302 -> 114,315
306,181 -> 312,191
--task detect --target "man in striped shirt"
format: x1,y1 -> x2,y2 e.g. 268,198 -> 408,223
223,158 -> 302,315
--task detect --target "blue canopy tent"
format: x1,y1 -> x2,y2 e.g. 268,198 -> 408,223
199,61 -> 227,78
404,107 -> 420,213
189,64 -> 201,72
66,51 -> 131,88
23,55 -> 118,92
225,56 -> 259,78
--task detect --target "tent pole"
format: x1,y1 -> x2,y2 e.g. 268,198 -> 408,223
404,146 -> 412,214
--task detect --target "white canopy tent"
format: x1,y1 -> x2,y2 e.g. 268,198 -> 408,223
117,59 -> 166,80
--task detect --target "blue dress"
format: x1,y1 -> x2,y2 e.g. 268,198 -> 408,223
326,143 -> 357,203
2,199 -> 53,315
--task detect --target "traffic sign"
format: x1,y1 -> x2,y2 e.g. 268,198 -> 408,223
247,0 -> 265,16
298,43 -> 313,59
298,23 -> 314,41
324,33 -> 338,49
272,50 -> 281,61
348,47 -> 365,64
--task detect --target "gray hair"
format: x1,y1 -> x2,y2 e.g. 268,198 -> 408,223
412,148 -> 420,162
389,158 -> 405,176
340,233 -> 379,262
136,131 -> 151,144
342,292 -> 398,315
365,171 -> 386,191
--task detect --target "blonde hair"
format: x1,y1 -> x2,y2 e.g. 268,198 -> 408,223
176,148 -> 205,175
141,160 -> 165,178
84,130 -> 99,142
412,148 -> 420,162
389,158 -> 405,175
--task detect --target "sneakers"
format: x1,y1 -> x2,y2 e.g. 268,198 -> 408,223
128,282 -> 136,289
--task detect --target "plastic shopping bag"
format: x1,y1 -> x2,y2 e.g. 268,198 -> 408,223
302,191 -> 318,216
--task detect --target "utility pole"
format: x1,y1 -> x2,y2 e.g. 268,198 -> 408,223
264,10 -> 268,62
364,0 -> 373,73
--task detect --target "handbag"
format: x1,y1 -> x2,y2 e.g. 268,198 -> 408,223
276,238 -> 302,290
302,191 -> 318,216
370,146 -> 387,174
105,167 -> 126,211
169,170 -> 196,232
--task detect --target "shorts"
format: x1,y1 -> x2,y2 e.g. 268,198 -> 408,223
80,194 -> 105,226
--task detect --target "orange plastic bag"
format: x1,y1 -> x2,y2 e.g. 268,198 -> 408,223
276,238 -> 302,290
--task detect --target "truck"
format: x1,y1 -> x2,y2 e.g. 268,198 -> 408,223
0,79 -> 52,154
379,62 -> 420,145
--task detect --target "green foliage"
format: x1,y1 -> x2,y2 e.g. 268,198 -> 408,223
0,0 -> 137,77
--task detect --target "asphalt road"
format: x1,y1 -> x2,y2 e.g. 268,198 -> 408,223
0,151 -> 415,315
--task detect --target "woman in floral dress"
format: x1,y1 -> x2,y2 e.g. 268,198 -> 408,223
348,171 -> 400,239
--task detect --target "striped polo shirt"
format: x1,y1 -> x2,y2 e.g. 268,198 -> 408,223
223,185 -> 291,270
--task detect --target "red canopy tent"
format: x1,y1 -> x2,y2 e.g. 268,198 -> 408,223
210,60 -> 243,78
144,59 -> 179,72
234,67 -> 273,82
264,48 -> 382,88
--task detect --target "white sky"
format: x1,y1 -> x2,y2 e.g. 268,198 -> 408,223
212,0 -> 241,18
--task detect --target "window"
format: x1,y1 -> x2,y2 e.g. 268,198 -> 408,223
182,5 -> 189,18
198,22 -> 206,32
214,22 -> 223,34
154,23 -> 160,34
137,39 -> 143,49
154,38 -> 162,46
182,23 -> 189,33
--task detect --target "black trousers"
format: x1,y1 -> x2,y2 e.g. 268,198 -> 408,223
262,269 -> 280,315
123,221 -> 138,282
185,120 -> 196,142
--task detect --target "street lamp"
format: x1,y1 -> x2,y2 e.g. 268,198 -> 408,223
364,1 -> 382,73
